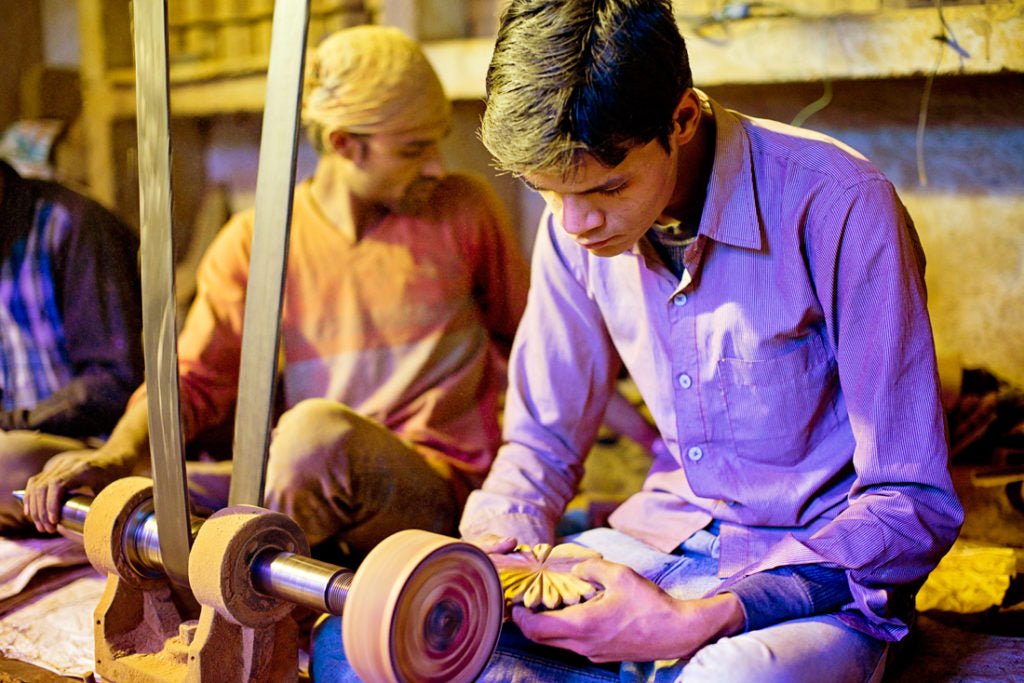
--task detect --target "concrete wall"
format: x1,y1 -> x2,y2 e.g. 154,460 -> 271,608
707,75 -> 1024,386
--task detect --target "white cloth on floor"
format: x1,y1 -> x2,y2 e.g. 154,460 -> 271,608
0,536 -> 100,679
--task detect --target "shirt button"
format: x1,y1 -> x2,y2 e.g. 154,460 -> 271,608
673,293 -> 688,307
687,446 -> 704,462
677,373 -> 693,389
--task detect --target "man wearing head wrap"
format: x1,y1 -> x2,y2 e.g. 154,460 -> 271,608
22,25 -> 530,565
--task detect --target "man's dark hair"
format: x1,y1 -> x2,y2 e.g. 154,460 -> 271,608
481,0 -> 692,177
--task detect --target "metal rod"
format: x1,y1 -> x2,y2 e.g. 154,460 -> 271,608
22,491 -> 353,615
124,499 -> 206,577
252,551 -> 352,615
12,491 -> 89,536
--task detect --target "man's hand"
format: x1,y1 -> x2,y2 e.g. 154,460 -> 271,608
23,449 -> 132,534
512,558 -> 745,663
463,533 -> 519,556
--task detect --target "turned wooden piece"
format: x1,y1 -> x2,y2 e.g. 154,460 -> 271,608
493,543 -> 602,610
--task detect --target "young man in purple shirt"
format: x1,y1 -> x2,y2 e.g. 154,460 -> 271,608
453,1 -> 963,681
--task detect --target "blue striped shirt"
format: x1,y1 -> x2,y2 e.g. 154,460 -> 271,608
0,159 -> 143,437
0,199 -> 73,411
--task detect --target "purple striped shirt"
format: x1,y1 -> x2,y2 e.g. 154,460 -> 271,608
460,96 -> 963,639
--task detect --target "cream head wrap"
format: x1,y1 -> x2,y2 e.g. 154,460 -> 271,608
302,25 -> 451,143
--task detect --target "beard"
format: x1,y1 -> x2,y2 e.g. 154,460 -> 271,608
393,176 -> 441,215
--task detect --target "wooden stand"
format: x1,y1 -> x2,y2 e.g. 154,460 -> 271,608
84,478 -> 303,683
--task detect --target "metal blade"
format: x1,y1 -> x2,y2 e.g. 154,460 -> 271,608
132,0 -> 192,586
228,0 -> 311,507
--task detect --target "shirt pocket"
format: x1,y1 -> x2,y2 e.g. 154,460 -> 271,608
718,334 -> 839,465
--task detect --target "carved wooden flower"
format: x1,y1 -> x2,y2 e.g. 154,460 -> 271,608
492,543 -> 602,610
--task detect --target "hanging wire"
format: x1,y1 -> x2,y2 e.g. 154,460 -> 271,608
916,53 -> 940,187
917,0 -> 970,187
790,3 -> 834,130
791,79 -> 833,128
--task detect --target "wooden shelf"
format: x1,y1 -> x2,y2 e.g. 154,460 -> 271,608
103,64 -> 270,117
681,4 -> 1024,86
77,1 -> 1023,208
425,5 -> 1023,100
91,3 -> 1024,119
76,0 -> 369,209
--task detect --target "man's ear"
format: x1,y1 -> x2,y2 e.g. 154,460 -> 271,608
672,89 -> 702,146
328,129 -> 364,162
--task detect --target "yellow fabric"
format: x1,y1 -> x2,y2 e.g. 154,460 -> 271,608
154,173 -> 528,480
915,539 -> 1017,613
302,25 -> 451,137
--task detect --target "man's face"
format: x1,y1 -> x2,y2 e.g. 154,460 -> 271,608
349,124 -> 448,214
523,138 -> 680,258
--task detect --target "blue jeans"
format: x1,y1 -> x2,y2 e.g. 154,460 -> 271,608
309,527 -> 887,682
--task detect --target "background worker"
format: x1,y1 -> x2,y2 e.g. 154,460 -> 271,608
23,25 -> 530,563
0,157 -> 142,533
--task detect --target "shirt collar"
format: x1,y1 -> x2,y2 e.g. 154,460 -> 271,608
627,92 -> 762,260
694,91 -> 762,252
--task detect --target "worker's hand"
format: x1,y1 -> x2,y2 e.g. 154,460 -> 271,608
511,558 -> 745,663
462,533 -> 518,556
22,449 -> 132,534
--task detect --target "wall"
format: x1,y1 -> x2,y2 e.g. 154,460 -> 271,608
0,0 -> 84,192
41,0 -> 79,67
0,2 -> 44,132
711,75 -> 1024,386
